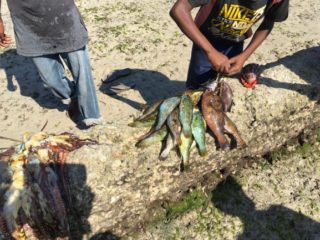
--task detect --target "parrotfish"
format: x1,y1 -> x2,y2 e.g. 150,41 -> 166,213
191,107 -> 208,156
179,95 -> 193,138
136,125 -> 168,149
128,110 -> 158,127
135,99 -> 163,121
201,89 -> 247,150
154,97 -> 180,130
167,107 -> 182,146
182,90 -> 203,106
179,131 -> 193,171
219,81 -> 233,112
159,131 -> 176,161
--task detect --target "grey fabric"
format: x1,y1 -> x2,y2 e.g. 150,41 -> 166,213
7,0 -> 88,56
188,0 -> 211,7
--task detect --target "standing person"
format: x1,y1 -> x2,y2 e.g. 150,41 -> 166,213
170,0 -> 289,89
0,0 -> 103,127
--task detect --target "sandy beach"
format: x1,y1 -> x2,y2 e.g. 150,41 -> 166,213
0,0 -> 320,239
0,0 -> 319,141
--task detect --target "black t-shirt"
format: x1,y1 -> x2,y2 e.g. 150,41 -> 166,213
190,0 -> 289,43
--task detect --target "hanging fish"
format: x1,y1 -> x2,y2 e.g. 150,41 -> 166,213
135,99 -> 163,121
154,97 -> 180,130
191,107 -> 208,156
202,89 -> 230,150
159,131 -> 176,161
179,90 -> 203,106
179,95 -> 193,138
136,125 -> 168,149
219,81 -> 234,112
179,131 -> 193,171
202,89 -> 247,150
167,107 -> 182,146
128,110 -> 158,128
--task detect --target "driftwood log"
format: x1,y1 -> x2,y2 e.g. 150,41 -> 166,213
64,47 -> 320,239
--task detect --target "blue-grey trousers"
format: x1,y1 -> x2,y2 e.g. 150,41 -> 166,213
31,46 -> 102,125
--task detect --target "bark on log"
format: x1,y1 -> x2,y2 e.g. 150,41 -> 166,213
66,47 -> 320,239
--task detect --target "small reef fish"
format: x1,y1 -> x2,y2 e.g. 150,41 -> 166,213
167,107 -> 182,146
179,131 -> 193,171
179,95 -> 193,138
136,125 -> 168,149
219,81 -> 233,112
201,88 -> 247,150
191,107 -> 208,156
155,97 -> 180,130
136,99 -> 163,121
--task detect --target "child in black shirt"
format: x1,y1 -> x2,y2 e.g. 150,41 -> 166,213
170,0 -> 289,89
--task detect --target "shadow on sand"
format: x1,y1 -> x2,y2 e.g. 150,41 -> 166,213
2,46 -> 320,122
0,49 -> 65,111
257,46 -> 320,101
99,68 -> 188,111
211,176 -> 320,240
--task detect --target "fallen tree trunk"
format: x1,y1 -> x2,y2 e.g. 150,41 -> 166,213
67,52 -> 320,238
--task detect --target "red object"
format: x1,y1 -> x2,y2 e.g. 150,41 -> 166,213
240,73 -> 257,88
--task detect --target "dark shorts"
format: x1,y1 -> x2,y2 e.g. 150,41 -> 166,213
186,41 -> 244,89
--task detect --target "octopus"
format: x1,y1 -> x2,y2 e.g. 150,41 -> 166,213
240,63 -> 262,88
0,132 -> 98,240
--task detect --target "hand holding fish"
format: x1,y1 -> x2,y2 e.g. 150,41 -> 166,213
207,50 -> 229,72
223,54 -> 247,76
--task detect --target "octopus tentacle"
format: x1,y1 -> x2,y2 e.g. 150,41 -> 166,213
56,151 -> 74,213
0,214 -> 14,240
18,208 -> 39,240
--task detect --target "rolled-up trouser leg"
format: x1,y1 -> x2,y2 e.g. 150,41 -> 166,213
61,46 -> 103,126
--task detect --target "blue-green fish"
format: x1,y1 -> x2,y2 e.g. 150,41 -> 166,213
167,107 -> 182,146
136,99 -> 163,121
179,95 -> 193,138
179,131 -> 193,171
182,90 -> 203,106
155,97 -> 180,130
128,110 -> 158,128
136,125 -> 167,149
191,107 -> 208,156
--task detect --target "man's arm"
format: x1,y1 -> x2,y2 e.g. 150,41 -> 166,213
224,18 -> 274,75
0,0 -> 12,48
170,0 -> 228,72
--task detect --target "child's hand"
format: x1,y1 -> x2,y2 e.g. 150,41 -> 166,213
207,51 -> 229,72
223,55 -> 247,76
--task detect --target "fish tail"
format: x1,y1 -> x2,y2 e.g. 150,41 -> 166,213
219,140 -> 230,150
159,150 -> 169,161
128,122 -> 136,127
199,147 -> 208,157
135,141 -> 146,149
239,140 -> 247,149
182,160 -> 191,172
